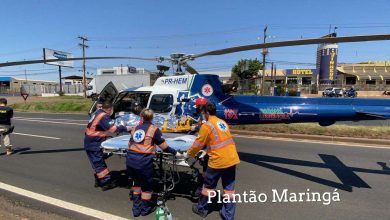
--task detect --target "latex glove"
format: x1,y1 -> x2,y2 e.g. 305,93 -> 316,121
175,152 -> 186,159
126,126 -> 133,132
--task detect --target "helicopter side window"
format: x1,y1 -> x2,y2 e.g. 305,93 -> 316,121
149,94 -> 173,113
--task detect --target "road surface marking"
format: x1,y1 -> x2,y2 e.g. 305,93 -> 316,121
13,133 -> 61,140
13,118 -> 85,126
15,111 -> 86,115
233,134 -> 390,150
14,117 -> 88,122
0,181 -> 128,220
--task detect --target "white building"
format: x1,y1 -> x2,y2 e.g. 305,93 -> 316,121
97,66 -> 152,75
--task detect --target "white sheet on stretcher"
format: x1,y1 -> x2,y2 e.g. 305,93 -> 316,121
101,134 -> 196,152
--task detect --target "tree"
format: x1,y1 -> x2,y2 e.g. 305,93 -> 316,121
231,59 -> 263,80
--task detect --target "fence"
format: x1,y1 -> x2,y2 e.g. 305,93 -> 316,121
3,84 -> 84,96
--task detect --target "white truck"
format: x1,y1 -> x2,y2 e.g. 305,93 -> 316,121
86,74 -> 151,100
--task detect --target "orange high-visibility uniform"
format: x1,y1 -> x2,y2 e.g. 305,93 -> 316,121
187,115 -> 240,169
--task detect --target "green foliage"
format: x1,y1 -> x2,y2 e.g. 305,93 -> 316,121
11,97 -> 92,113
231,59 -> 263,80
232,123 -> 390,139
275,85 -> 286,96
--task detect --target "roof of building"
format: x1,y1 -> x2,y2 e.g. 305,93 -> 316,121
0,76 -> 12,81
62,75 -> 92,80
337,63 -> 390,80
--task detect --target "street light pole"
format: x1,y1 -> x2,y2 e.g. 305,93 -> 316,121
261,26 -> 268,95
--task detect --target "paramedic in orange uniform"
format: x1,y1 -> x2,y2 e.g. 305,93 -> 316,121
187,102 -> 240,220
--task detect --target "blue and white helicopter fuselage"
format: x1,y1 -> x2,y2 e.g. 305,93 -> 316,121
93,74 -> 390,127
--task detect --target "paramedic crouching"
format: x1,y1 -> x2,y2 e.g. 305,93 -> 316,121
127,108 -> 183,217
0,98 -> 14,155
187,102 -> 240,220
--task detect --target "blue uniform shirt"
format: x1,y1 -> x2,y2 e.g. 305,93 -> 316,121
84,109 -> 127,151
126,121 -> 166,169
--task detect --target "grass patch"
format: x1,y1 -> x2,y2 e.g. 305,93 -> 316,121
232,123 -> 390,139
11,96 -> 92,113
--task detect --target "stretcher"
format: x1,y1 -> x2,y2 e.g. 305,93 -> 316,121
101,133 -> 196,167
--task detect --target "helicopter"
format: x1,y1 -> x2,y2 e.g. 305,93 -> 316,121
1,33 -> 390,127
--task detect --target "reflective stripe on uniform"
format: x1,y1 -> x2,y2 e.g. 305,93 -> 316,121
204,122 -> 220,142
90,113 -> 106,130
132,186 -> 141,195
141,191 -> 153,200
128,124 -> 157,154
208,138 -> 235,151
223,189 -> 236,199
144,125 -> 157,146
201,187 -> 215,197
85,112 -> 111,137
191,140 -> 204,149
96,168 -> 109,179
85,130 -> 111,137
128,144 -> 155,154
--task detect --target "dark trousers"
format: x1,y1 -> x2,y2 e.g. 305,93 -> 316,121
196,155 -> 209,195
127,165 -> 154,216
85,149 -> 111,186
198,165 -> 236,220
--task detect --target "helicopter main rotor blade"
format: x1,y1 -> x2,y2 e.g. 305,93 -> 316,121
0,56 -> 159,67
182,62 -> 199,74
193,34 -> 390,58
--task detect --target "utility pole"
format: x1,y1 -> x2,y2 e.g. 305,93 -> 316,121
78,36 -> 89,98
261,26 -> 268,95
58,66 -> 63,95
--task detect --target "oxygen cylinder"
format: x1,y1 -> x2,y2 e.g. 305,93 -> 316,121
155,203 -> 173,220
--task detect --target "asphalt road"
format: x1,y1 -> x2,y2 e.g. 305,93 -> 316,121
0,112 -> 389,220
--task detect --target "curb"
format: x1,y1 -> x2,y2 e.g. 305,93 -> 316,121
231,129 -> 390,146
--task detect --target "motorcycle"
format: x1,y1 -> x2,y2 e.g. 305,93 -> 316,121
344,88 -> 358,98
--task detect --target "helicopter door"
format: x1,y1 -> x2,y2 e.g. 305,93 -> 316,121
88,81 -> 118,116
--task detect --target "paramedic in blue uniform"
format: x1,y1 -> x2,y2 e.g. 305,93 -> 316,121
84,101 -> 130,191
127,108 -> 182,217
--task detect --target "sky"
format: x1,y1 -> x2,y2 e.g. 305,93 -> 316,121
1,0 -> 390,80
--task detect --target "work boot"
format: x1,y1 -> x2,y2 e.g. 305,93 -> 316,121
6,149 -> 13,156
192,204 -> 207,218
141,205 -> 156,216
101,181 -> 117,191
94,174 -> 99,188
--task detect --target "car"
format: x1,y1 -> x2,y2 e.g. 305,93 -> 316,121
322,87 -> 344,97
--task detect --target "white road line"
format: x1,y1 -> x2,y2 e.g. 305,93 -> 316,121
15,111 -> 86,115
13,132 -> 61,140
233,134 -> 390,150
14,117 -> 88,122
13,118 -> 85,126
0,182 -> 128,220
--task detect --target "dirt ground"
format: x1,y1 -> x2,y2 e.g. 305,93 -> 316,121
0,195 -> 71,220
